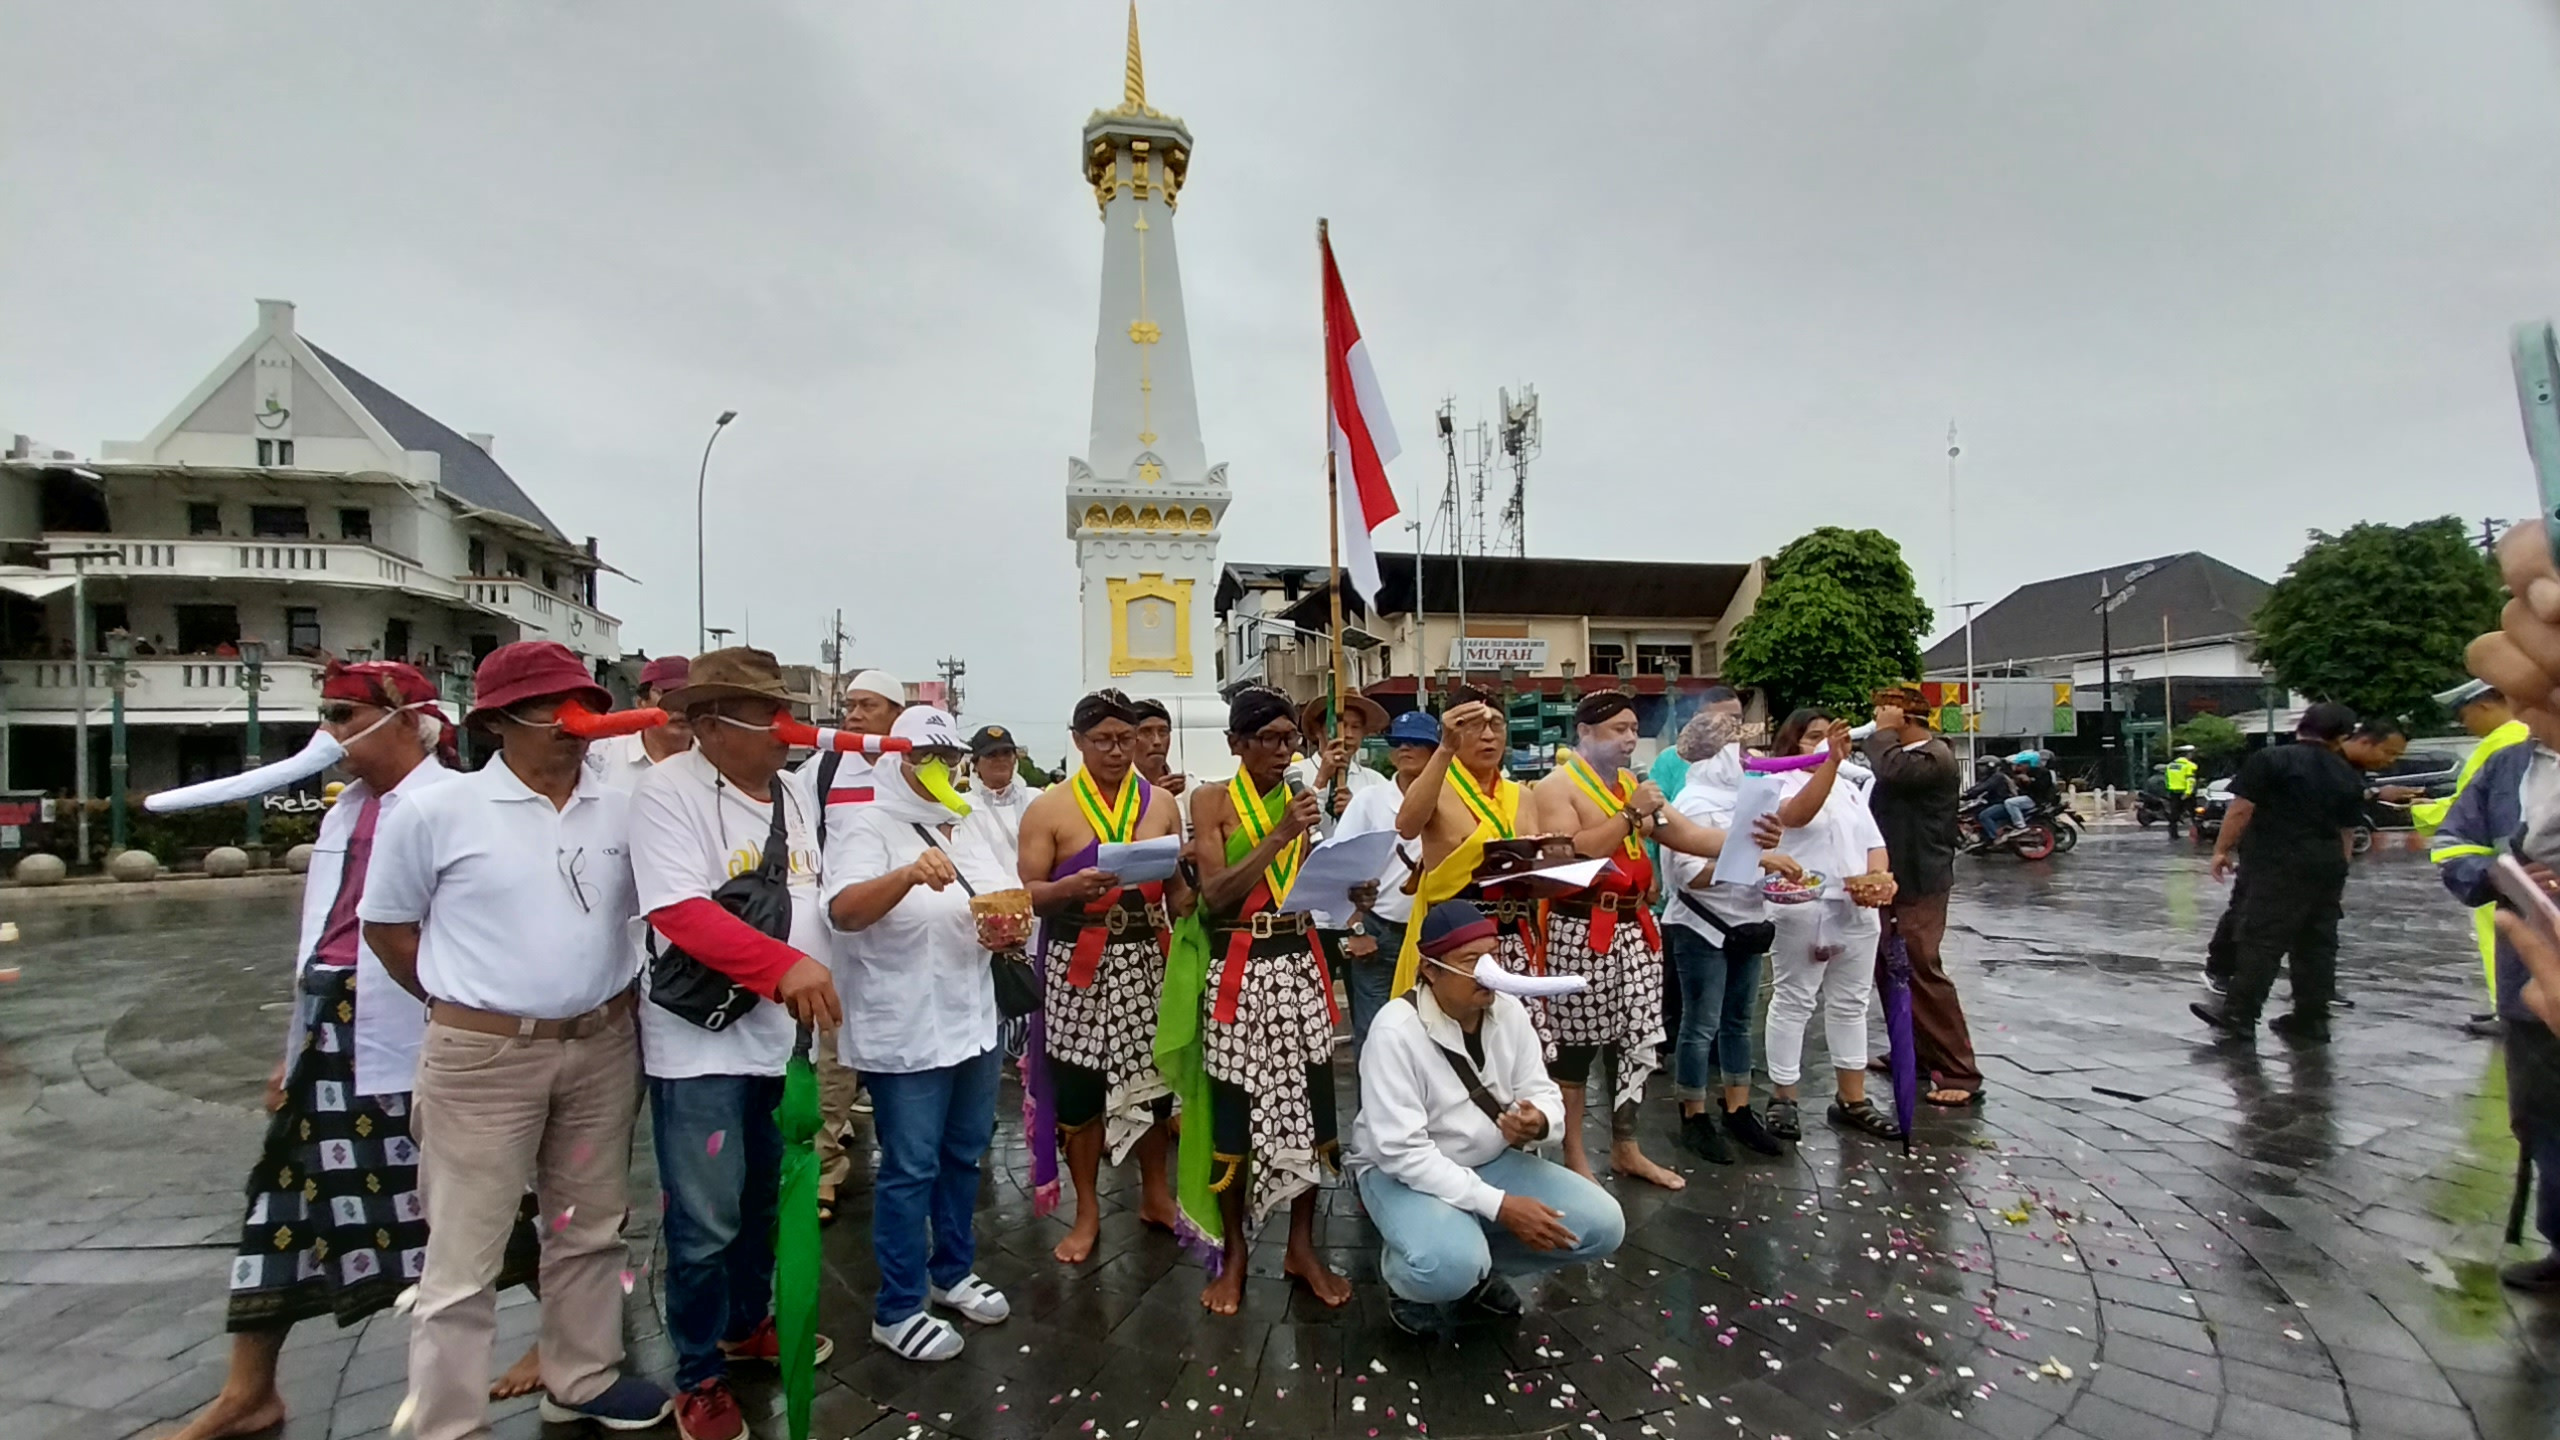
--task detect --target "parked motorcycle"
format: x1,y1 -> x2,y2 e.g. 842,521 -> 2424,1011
1957,797 -> 2057,861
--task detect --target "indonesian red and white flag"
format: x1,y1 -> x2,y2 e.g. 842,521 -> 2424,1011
1322,230 -> 1401,608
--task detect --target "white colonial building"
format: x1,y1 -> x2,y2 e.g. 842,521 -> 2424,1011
1,298 -> 622,794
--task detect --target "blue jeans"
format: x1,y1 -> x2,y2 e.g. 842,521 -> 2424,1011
1346,915 -> 1408,1054
1981,795 -> 2032,840
1355,1149 -> 1626,1305
649,1073 -> 784,1390
1667,926 -> 1760,1100
864,1048 -> 999,1326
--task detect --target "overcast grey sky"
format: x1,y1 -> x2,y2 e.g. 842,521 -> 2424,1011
7,2 -> 2559,754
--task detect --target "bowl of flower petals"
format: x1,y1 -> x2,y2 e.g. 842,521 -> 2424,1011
1759,872 -> 1827,906
969,889 -> 1036,953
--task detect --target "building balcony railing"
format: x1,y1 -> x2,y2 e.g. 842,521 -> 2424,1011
462,578 -> 620,658
0,655 -> 329,721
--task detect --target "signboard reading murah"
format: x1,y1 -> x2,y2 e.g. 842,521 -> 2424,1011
1449,637 -> 1549,670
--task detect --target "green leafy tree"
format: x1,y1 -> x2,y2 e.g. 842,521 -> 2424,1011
2252,518 -> 2503,727
2170,713 -> 2248,772
1724,527 -> 1934,715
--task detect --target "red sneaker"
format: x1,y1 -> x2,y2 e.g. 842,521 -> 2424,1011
675,1379 -> 746,1440
719,1315 -> 835,1366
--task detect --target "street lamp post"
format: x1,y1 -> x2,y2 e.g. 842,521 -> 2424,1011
105,630 -> 132,854
238,639 -> 269,847
696,409 -> 738,652
52,547 -> 122,870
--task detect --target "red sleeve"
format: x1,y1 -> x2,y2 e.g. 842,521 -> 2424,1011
648,898 -> 805,1000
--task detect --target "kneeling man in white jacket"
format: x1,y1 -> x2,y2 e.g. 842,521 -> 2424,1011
1347,899 -> 1627,1335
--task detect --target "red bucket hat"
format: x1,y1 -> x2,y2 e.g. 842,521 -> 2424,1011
465,641 -> 613,729
321,659 -> 445,717
638,654 -> 691,693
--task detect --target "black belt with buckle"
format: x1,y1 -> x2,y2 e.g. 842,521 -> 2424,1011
1072,900 -> 1169,936
1207,910 -> 1314,941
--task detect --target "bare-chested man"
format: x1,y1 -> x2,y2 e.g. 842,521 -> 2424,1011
1182,687 -> 1353,1315
1018,689 -> 1185,1264
1527,691 -> 1731,1187
1393,692 -> 1546,992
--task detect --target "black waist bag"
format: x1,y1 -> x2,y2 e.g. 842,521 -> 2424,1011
1675,890 -> 1776,959
649,776 -> 793,1031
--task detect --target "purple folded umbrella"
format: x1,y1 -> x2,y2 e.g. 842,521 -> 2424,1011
1876,917 -> 1918,1154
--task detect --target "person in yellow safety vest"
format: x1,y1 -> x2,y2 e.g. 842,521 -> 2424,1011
2162,749 -> 2199,838
2420,677 -> 2532,1033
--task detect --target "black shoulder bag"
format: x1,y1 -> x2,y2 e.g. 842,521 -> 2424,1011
911,823 -> 1044,1020
1674,889 -> 1777,959
1398,990 -> 1505,1123
648,777 -> 794,1031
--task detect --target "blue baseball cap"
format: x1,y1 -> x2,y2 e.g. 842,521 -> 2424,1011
1386,710 -> 1442,748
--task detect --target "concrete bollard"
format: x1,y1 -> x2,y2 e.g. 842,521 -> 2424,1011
13,854 -> 68,887
203,847 -> 251,879
107,850 -> 162,883
285,844 -> 316,874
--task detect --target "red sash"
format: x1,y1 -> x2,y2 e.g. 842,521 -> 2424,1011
1064,880 -> 1168,989
1211,878 -> 1339,1030
1584,852 -> 1662,955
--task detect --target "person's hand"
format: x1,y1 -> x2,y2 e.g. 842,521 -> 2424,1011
1343,932 -> 1378,958
1060,866 -> 1118,902
906,848 -> 960,891
1633,780 -> 1666,815
1331,786 -> 1354,818
1439,701 -> 1496,753
1158,772 -> 1188,796
1759,851 -> 1806,882
2526,862 -> 2558,895
1751,814 -> 1785,848
1346,880 -> 1381,911
1317,736 -> 1355,785
1496,1099 -> 1546,1147
1874,702 -> 1906,732
1496,1193 -> 1579,1251
263,1062 -> 287,1114
1850,872 -> 1898,908
2492,910 -> 2560,1032
1827,727 -> 1853,762
2373,785 -> 2422,805
2210,849 -> 2236,884
776,955 -> 844,1029
2471,522 -> 2560,751
1280,786 -> 1324,839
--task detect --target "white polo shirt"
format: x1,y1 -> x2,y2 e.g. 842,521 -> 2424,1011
823,806 -> 1009,1075
628,751 -> 819,1079
585,731 -> 681,794
359,756 -> 640,1020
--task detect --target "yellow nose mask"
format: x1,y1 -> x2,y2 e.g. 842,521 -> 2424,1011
915,757 -> 973,817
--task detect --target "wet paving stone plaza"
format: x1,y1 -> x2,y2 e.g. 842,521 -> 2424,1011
2,834 -> 2555,1439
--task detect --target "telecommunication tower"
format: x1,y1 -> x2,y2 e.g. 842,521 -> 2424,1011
1495,384 -> 1538,558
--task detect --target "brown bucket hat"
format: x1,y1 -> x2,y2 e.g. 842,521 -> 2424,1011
659,647 -> 792,713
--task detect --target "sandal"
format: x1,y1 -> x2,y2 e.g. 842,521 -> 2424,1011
1828,1097 -> 1904,1140
1923,1086 -> 1984,1109
1765,1097 -> 1802,1141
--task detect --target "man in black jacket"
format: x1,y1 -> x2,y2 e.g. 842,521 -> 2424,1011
1862,688 -> 1983,1106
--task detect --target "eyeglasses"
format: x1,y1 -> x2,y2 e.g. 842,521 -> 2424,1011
1243,728 -> 1305,752
557,847 -> 593,914
1083,732 -> 1136,752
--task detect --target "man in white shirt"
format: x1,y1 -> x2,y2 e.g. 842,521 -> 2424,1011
359,641 -> 672,1438
1348,899 -> 1625,1337
964,723 -> 1039,871
584,653 -> 695,792
1334,708 -> 1440,1054
800,667 -> 903,1214
628,648 -> 846,1440
1289,691 -> 1391,837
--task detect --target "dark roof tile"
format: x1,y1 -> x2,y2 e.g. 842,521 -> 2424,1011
1924,552 -> 2268,671
309,343 -> 565,540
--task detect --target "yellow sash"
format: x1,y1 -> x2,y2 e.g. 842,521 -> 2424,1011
1225,773 -> 1304,906
1558,748 -> 1643,860
1391,765 -> 1520,993
1071,768 -> 1141,844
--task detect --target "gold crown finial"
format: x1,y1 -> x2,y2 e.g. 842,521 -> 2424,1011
1123,1 -> 1145,109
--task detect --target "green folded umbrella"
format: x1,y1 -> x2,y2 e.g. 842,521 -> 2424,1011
775,1027 -> 823,1440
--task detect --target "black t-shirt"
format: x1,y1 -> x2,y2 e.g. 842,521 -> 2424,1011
2230,742 -> 2364,875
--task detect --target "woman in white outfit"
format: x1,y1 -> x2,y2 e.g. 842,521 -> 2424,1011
1759,709 -> 1902,1142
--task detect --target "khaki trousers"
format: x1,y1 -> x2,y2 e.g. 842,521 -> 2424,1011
408,1007 -> 639,1440
816,1026 -> 859,1191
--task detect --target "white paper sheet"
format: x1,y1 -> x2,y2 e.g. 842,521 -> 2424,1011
1476,856 -> 1611,895
1094,835 -> 1184,885
1278,827 -> 1404,926
1711,773 -> 1785,886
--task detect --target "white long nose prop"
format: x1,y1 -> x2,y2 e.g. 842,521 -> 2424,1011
1471,955 -> 1587,998
144,729 -> 346,814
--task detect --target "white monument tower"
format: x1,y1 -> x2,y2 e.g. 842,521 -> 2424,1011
1067,4 -> 1233,777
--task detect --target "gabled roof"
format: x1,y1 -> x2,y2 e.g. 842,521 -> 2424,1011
1922,552 -> 2269,672
308,344 -> 565,541
1275,552 -> 1754,628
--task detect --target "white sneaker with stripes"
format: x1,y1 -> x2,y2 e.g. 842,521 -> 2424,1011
928,1274 -> 1012,1324
872,1311 -> 964,1362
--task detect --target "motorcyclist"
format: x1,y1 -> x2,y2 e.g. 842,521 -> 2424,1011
2163,746 -> 2200,839
1963,759 -> 2031,847
2012,750 -> 2061,814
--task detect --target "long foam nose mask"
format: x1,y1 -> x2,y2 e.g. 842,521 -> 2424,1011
145,729 -> 348,814
554,701 -> 668,739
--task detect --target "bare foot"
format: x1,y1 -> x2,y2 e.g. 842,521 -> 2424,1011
1053,1210 -> 1101,1265
1561,1145 -> 1599,1182
491,1343 -> 540,1400
1926,1086 -> 1974,1105
1200,1261 -> 1246,1315
1283,1246 -> 1352,1308
1138,1193 -> 1181,1234
159,1390 -> 287,1440
1610,1140 -> 1687,1191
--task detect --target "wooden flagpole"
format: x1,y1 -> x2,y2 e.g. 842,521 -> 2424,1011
1321,217 -> 1346,746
